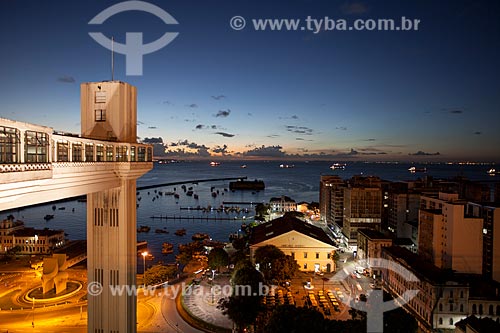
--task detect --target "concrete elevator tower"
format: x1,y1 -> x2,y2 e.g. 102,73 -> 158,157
81,81 -> 151,333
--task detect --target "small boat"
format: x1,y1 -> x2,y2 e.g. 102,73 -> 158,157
408,166 -> 427,173
210,161 -> 220,167
240,164 -> 247,168
175,228 -> 187,236
155,229 -> 169,234
162,242 -> 174,254
279,164 -> 295,168
58,207 -> 66,210
44,214 -> 54,221
192,233 -> 210,241
137,225 -> 151,233
487,168 -> 499,175
330,163 -> 346,170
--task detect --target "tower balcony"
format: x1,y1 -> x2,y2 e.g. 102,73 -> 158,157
0,117 -> 153,211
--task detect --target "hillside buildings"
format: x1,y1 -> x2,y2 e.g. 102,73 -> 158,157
0,217 -> 64,254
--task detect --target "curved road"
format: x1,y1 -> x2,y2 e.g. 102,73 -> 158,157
0,283 -> 204,333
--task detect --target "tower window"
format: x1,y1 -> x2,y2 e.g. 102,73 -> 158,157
95,91 -> 107,103
95,109 -> 106,122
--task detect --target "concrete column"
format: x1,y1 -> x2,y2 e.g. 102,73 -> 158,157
87,179 -> 137,333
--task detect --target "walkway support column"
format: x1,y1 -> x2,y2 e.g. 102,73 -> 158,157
82,81 -> 151,333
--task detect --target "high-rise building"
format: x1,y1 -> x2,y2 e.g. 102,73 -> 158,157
319,175 -> 344,227
418,193 -> 483,274
388,191 -> 420,240
342,176 -> 382,248
466,202 -> 500,282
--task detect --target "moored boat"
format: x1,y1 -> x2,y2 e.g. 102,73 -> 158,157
174,228 -> 187,236
162,242 -> 174,254
137,225 -> 151,233
192,233 -> 210,241
229,179 -> 265,190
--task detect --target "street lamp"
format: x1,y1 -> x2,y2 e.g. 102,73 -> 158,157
32,296 -> 35,328
322,277 -> 328,292
211,269 -> 217,304
141,251 -> 148,283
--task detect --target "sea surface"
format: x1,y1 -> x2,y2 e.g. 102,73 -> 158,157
2,161 -> 497,268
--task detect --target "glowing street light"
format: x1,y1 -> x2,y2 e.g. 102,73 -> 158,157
141,251 -> 148,282
32,296 -> 35,328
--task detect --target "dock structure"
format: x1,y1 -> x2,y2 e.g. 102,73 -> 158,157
150,215 -> 249,221
137,176 -> 247,190
222,201 -> 261,206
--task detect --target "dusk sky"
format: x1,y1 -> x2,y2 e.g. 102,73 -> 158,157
0,0 -> 499,161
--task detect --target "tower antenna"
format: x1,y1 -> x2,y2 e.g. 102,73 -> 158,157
111,36 -> 114,81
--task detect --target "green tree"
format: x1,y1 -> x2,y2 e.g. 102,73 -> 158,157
218,260 -> 264,332
255,203 -> 270,221
7,245 -> 21,255
208,247 -> 229,272
268,255 -> 299,284
230,249 -> 247,266
231,236 -> 247,251
144,264 -> 177,285
175,252 -> 192,266
331,250 -> 340,272
264,305 -> 325,333
254,245 -> 299,283
254,245 -> 284,268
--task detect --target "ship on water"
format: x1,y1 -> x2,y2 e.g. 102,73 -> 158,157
229,179 -> 265,191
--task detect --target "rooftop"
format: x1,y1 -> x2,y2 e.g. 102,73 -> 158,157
249,215 -> 335,246
420,208 -> 442,215
382,246 -> 457,284
455,315 -> 500,332
12,227 -> 64,237
383,246 -> 499,291
269,196 -> 295,203
358,228 -> 392,240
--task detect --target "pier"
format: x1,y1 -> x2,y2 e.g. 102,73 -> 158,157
149,215 -> 249,221
137,176 -> 248,191
222,201 -> 260,205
